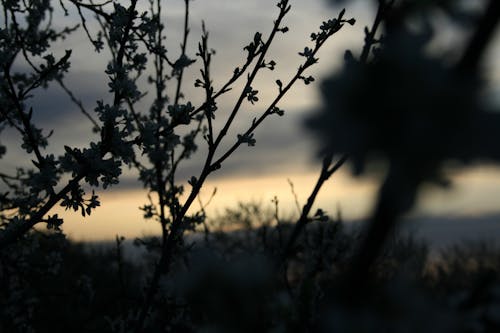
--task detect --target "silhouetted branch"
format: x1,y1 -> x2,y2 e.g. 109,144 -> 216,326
283,154 -> 347,258
457,0 -> 500,73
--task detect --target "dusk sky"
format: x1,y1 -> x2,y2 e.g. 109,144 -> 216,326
3,0 -> 500,241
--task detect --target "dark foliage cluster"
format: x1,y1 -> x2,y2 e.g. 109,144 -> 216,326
307,0 -> 500,294
2,217 -> 500,332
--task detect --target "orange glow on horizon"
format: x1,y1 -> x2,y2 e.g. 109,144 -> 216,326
54,166 -> 500,241
55,168 -> 377,241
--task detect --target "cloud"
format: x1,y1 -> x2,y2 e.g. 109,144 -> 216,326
112,109 -> 319,192
6,0 -> 500,222
1,0 -> 352,183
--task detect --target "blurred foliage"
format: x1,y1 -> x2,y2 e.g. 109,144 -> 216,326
1,207 -> 500,332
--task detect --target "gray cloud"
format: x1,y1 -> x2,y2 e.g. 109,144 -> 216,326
5,0 -> 500,222
112,109 -> 319,192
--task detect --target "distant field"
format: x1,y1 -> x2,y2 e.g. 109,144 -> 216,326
80,214 -> 500,263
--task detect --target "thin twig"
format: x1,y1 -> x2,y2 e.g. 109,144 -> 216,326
283,154 -> 347,258
173,0 -> 190,106
56,78 -> 100,130
287,178 -> 302,216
